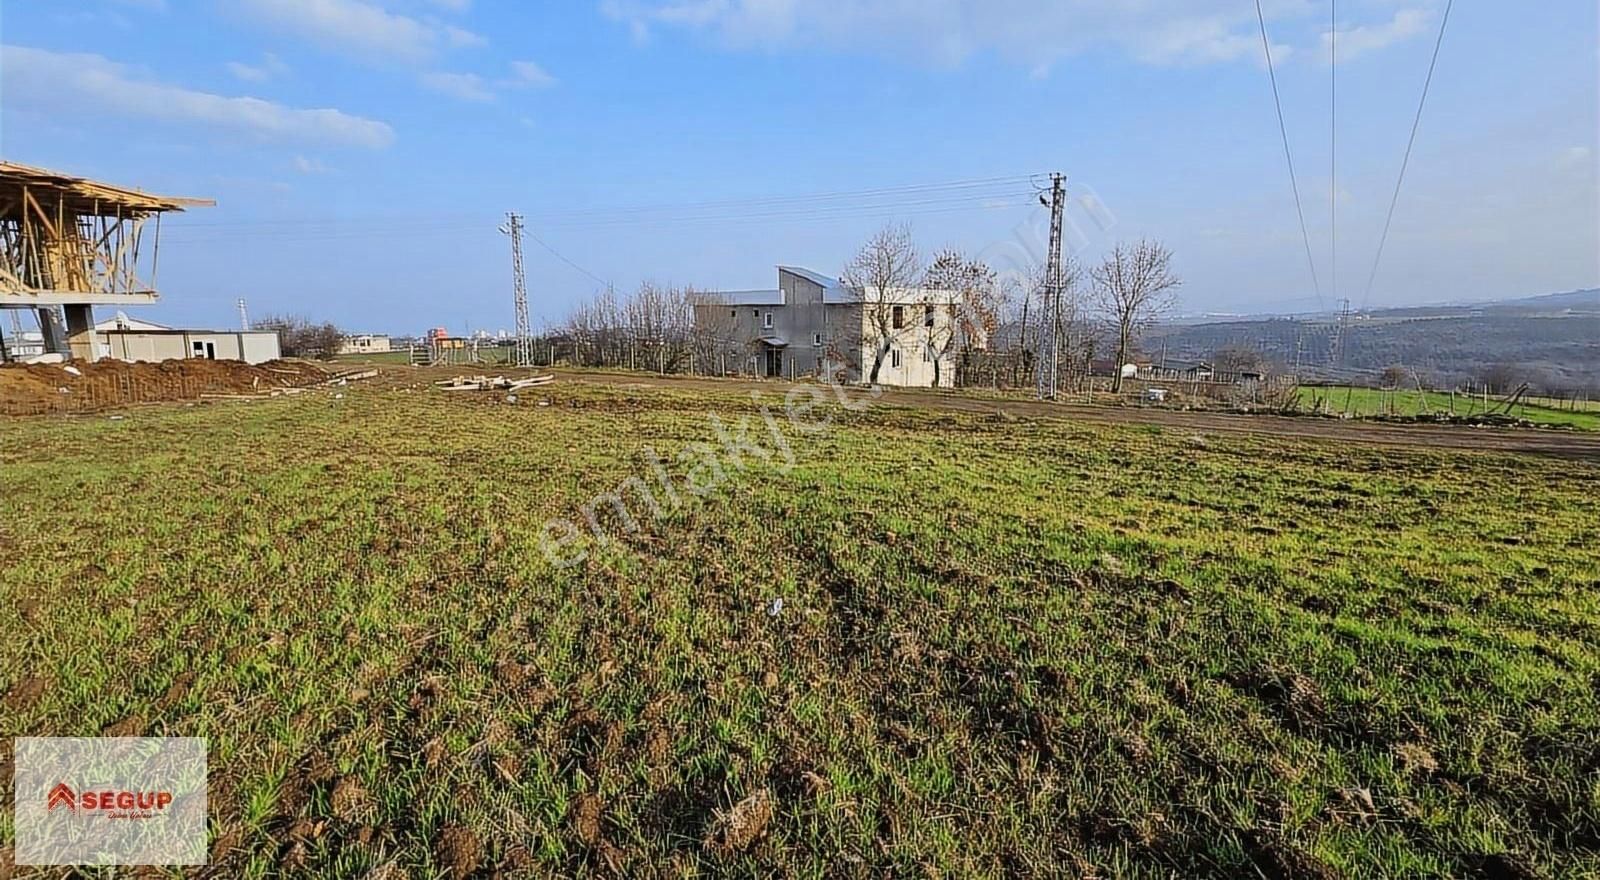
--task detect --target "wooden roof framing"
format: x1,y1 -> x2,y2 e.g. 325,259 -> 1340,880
0,161 -> 214,218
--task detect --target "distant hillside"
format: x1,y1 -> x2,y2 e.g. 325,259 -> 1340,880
1144,289 -> 1600,392
1483,288 -> 1599,314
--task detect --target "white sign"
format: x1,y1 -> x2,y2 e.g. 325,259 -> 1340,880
13,737 -> 208,865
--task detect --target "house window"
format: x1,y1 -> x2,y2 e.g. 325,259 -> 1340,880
892,305 -> 905,329
764,312 -> 774,328
890,347 -> 902,369
924,305 -> 935,328
752,309 -> 759,317
812,333 -> 822,347
191,340 -> 216,360
730,309 -> 737,318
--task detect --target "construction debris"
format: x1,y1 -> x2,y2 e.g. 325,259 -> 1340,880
434,374 -> 554,392
324,369 -> 378,386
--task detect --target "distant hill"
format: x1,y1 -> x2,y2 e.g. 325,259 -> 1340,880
1144,288 -> 1600,392
1481,288 -> 1599,314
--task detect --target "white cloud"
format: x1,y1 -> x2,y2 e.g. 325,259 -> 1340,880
1556,146 -> 1595,174
292,155 -> 333,173
598,0 -> 1332,68
599,0 -> 1443,70
1,45 -> 394,149
507,60 -> 557,88
428,0 -> 471,10
232,0 -> 483,63
227,52 -> 290,82
1322,8 -> 1431,63
420,70 -> 495,102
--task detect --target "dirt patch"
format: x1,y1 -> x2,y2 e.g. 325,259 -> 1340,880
573,792 -> 604,845
4,675 -> 48,711
704,789 -> 775,857
330,776 -> 372,822
0,358 -> 329,415
435,825 -> 480,879
101,714 -> 145,737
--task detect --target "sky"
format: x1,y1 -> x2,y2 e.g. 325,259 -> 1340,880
1,0 -> 1596,335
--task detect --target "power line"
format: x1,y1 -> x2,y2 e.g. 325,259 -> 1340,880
161,174 -> 1041,230
160,192 -> 1040,244
1254,0 -> 1323,308
525,229 -> 609,290
1360,0 -> 1454,310
1330,0 -> 1338,309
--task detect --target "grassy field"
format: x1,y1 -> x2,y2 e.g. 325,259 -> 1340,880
3,378 -> 1598,877
1297,385 -> 1600,431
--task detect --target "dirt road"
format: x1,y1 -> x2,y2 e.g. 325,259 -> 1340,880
550,368 -> 1600,462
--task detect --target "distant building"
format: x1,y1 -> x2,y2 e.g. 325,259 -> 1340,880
340,333 -> 392,355
691,266 -> 966,387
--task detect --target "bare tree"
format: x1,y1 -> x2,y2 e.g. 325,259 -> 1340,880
841,223 -> 922,385
256,314 -> 343,360
1215,345 -> 1266,376
922,249 -> 997,388
1480,361 -> 1524,395
1091,240 -> 1182,392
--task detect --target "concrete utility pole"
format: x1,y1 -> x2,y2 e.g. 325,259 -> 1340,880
237,298 -> 250,331
500,212 -> 533,368
1036,173 -> 1066,400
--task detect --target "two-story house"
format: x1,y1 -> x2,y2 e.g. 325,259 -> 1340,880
692,266 -> 962,387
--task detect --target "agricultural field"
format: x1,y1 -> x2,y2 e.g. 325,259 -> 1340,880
3,375 -> 1599,878
1297,385 -> 1600,431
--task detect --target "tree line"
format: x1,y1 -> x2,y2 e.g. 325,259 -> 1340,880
552,222 -> 1184,389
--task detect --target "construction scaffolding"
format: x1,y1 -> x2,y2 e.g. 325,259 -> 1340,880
0,161 -> 212,361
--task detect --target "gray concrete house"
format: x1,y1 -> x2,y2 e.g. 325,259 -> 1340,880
692,266 -> 963,387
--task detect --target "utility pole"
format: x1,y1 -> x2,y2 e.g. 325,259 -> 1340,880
237,298 -> 250,331
1328,297 -> 1351,370
1036,173 -> 1066,400
500,212 -> 532,368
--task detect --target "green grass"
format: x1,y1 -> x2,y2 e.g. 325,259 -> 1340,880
1298,385 -> 1600,431
3,381 -> 1598,877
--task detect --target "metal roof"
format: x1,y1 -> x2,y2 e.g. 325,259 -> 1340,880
777,266 -> 842,289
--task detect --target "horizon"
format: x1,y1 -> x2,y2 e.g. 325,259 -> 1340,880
2,2 -> 1596,336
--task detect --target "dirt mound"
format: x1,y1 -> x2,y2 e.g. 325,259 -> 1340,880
0,358 -> 329,415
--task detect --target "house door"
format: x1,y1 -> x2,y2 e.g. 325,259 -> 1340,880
764,347 -> 783,378
192,340 -> 216,360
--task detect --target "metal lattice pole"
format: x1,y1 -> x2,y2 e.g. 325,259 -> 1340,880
1036,173 -> 1066,400
501,212 -> 533,367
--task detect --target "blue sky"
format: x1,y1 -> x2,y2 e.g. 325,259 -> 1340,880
2,1 -> 1595,334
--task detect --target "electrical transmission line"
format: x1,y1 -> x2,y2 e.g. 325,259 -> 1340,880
1360,0 -> 1454,310
1254,0 -> 1323,309
500,212 -> 533,367
1330,0 -> 1339,310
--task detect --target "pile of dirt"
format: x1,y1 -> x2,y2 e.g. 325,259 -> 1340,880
0,358 -> 330,415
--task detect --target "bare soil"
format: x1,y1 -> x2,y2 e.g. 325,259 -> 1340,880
0,358 -> 328,414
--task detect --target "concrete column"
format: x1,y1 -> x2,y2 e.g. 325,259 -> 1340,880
37,307 -> 68,356
63,304 -> 96,362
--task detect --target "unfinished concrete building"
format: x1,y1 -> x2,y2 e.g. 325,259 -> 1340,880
0,161 -> 213,362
